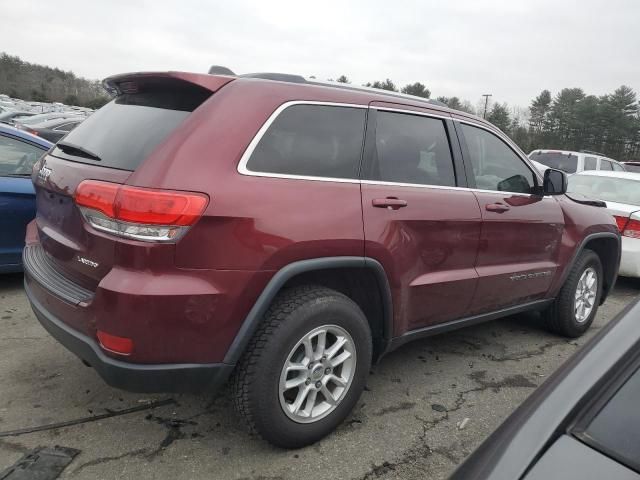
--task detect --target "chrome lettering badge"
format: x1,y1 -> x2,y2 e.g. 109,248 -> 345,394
77,256 -> 99,268
510,271 -> 552,281
37,165 -> 52,182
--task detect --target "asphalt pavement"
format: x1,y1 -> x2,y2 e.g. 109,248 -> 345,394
1,272 -> 638,479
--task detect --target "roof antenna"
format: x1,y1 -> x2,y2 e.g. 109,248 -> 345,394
208,65 -> 236,75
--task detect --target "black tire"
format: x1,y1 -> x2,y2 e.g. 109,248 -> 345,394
543,249 -> 603,337
232,285 -> 372,448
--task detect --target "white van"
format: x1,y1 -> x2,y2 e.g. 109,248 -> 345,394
529,149 -> 626,174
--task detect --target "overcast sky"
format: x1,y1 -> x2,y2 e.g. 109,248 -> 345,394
3,0 -> 639,109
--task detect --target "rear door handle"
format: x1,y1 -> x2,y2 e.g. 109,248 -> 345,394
372,197 -> 408,210
485,203 -> 510,213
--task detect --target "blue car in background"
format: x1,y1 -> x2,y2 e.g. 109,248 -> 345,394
0,124 -> 52,272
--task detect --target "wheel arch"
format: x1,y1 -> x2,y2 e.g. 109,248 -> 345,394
223,257 -> 393,365
558,232 -> 620,304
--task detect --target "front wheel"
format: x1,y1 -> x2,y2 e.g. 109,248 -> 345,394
232,285 -> 372,448
544,249 -> 603,337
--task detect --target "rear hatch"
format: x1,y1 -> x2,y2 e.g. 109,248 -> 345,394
32,72 -> 232,291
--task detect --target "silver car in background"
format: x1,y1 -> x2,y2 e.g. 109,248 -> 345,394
568,170 -> 640,277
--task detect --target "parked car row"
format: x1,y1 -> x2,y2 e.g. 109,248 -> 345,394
0,93 -> 92,142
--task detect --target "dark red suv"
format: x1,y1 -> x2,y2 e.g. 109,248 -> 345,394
23,71 -> 620,448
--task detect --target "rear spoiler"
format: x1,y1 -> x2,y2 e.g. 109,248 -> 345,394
103,71 -> 235,95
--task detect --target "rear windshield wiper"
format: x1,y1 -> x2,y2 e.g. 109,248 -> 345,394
56,142 -> 101,162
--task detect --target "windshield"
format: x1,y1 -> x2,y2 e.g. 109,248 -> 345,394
530,152 -> 578,173
568,175 -> 640,205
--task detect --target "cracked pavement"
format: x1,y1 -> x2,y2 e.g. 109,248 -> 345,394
1,272 -> 638,479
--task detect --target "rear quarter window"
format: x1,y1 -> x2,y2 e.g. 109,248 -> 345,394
245,104 -> 366,179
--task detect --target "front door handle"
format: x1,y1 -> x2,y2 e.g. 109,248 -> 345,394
372,197 -> 408,210
485,203 -> 510,213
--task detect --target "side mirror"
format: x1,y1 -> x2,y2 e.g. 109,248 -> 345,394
543,168 -> 567,195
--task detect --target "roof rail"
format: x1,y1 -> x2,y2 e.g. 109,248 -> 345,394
306,79 -> 450,109
580,149 -> 608,157
205,67 -> 466,113
239,72 -> 307,83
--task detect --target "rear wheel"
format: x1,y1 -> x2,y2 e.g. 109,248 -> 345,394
544,249 -> 603,337
232,285 -> 372,448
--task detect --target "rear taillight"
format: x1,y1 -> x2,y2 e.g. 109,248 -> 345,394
75,180 -> 208,242
614,215 -> 629,232
622,219 -> 640,239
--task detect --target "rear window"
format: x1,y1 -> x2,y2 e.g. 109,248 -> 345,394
530,152 -> 578,173
246,104 -> 366,179
568,175 -> 640,205
53,79 -> 212,171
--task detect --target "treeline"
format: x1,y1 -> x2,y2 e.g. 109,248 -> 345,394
333,75 -> 640,161
0,53 -> 110,108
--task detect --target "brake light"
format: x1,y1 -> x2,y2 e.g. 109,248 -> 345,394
622,219 -> 640,239
614,215 -> 629,232
75,180 -> 208,242
97,330 -> 133,355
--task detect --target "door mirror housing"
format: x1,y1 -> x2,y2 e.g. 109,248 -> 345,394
542,168 -> 567,195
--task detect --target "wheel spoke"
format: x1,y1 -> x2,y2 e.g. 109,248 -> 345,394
302,337 -> 314,363
320,384 -> 337,405
314,329 -> 327,360
325,337 -> 347,360
329,350 -> 351,368
301,389 -> 318,417
327,374 -> 347,388
286,362 -> 308,374
291,385 -> 313,414
285,375 -> 307,390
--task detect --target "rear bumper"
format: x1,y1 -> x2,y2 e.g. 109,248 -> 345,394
619,236 -> 640,278
25,278 -> 234,393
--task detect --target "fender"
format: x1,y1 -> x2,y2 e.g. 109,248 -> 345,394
553,232 -> 621,303
223,256 -> 394,365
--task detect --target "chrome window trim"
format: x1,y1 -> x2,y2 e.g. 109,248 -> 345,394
237,100 -> 367,181
455,118 -> 545,183
236,101 -> 553,198
371,106 -> 451,121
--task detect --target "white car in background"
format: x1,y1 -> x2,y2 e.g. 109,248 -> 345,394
529,149 -> 626,175
567,171 -> 640,278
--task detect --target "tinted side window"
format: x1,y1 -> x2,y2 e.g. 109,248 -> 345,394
461,124 -> 535,193
0,135 -> 46,176
600,160 -> 613,171
584,156 -> 597,170
247,105 -> 366,179
365,111 -> 456,186
612,162 -> 625,172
